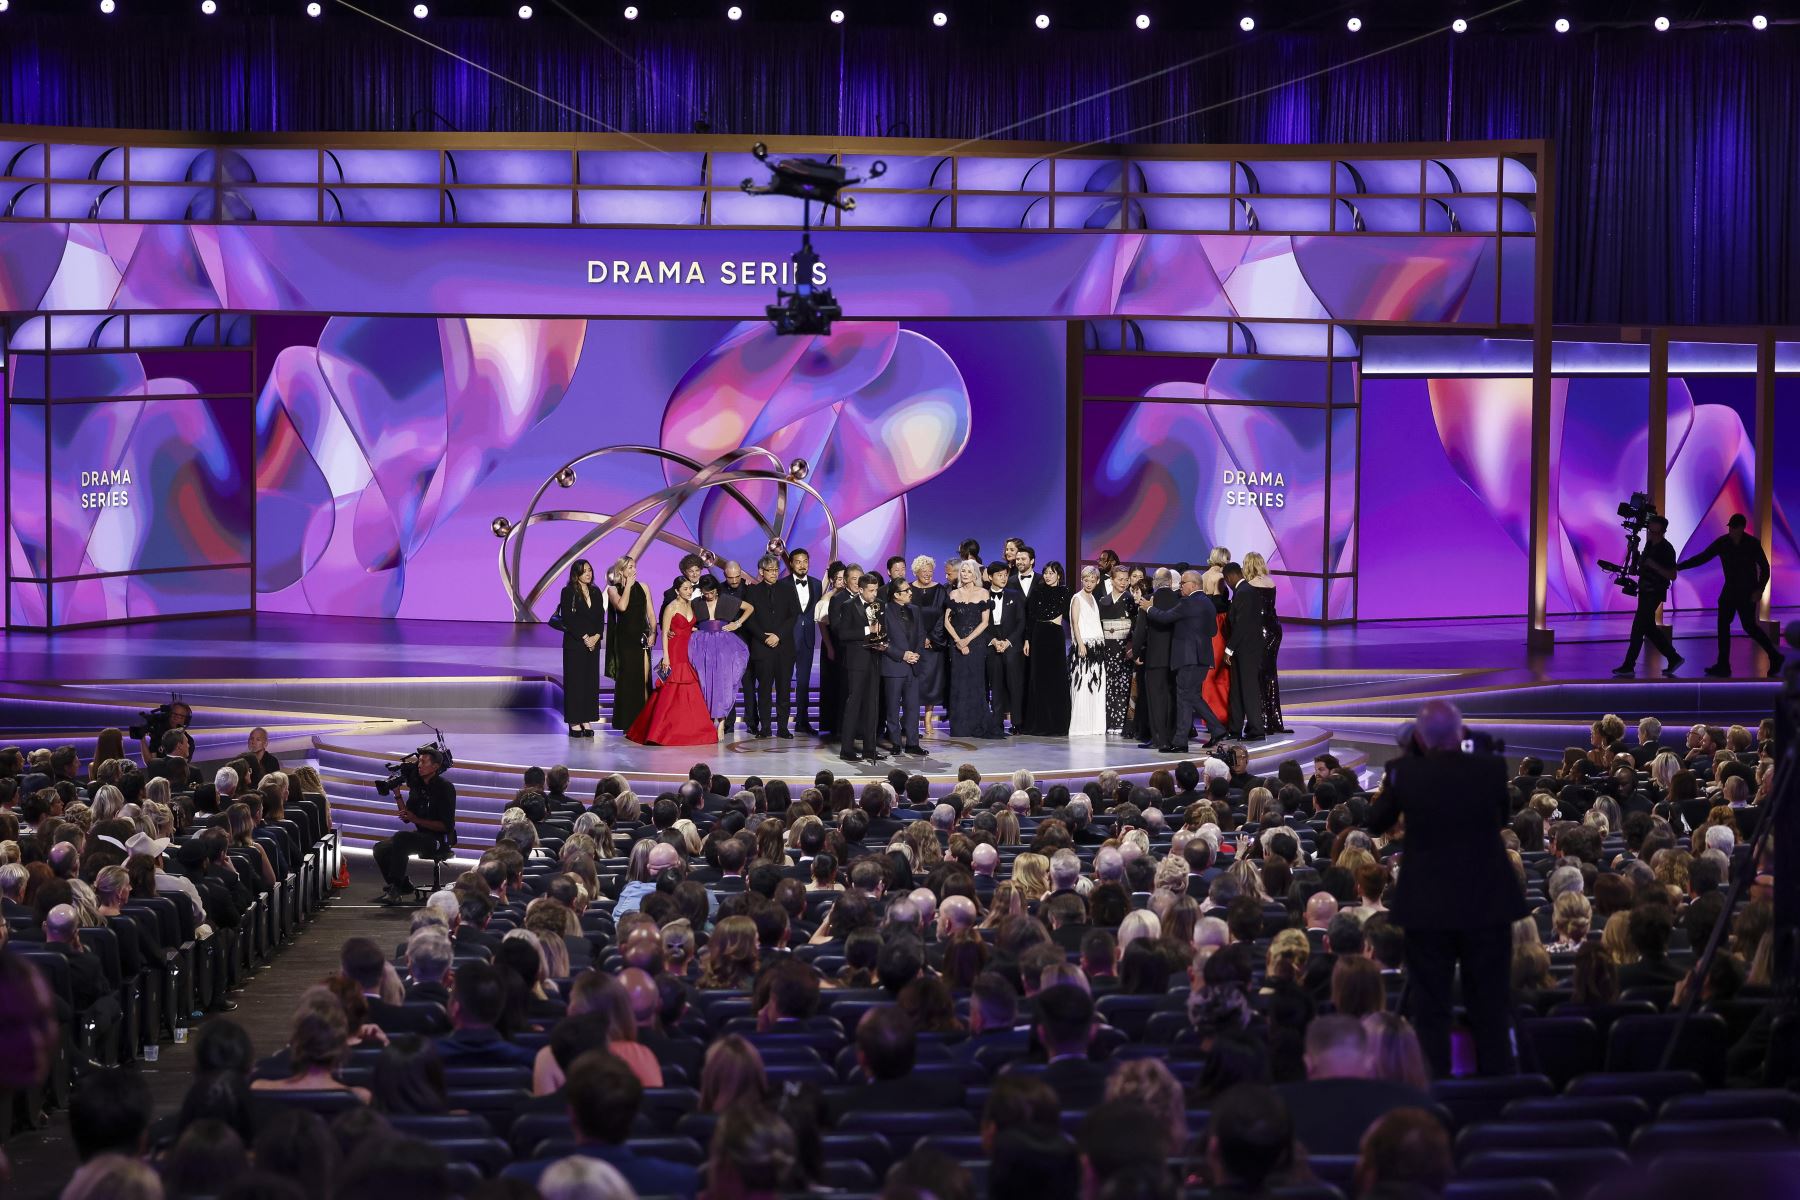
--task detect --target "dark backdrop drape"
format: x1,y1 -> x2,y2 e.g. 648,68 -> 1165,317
2,17 -> 1796,326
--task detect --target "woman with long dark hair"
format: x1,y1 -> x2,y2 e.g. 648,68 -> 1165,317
1021,561 -> 1071,736
560,558 -> 604,737
605,555 -> 655,732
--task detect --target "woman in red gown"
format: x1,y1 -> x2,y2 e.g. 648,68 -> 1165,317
1201,565 -> 1232,726
626,578 -> 717,747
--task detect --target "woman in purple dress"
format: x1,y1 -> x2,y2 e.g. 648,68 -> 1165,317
689,574 -> 755,739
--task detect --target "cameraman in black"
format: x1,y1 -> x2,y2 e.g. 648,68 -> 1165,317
1677,513 -> 1785,678
1612,514 -> 1685,678
372,747 -> 456,904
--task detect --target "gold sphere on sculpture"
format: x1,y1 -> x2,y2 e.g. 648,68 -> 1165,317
555,466 -> 577,488
492,516 -> 514,538
788,458 -> 809,482
767,537 -> 786,555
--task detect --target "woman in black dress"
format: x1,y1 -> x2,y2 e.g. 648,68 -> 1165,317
1247,550 -> 1288,734
910,555 -> 948,732
560,558 -> 604,737
1021,562 -> 1070,736
1226,553 -> 1271,741
605,555 -> 654,732
944,559 -> 1001,738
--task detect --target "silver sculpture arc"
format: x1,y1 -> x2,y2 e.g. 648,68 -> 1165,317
493,444 -> 839,623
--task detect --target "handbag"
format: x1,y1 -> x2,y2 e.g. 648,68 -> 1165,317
547,603 -> 568,633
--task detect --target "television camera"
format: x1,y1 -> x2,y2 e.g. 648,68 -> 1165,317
1595,491 -> 1660,597
129,694 -> 185,745
741,143 -> 885,336
375,729 -> 454,796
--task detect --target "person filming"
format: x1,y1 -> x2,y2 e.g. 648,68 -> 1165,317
1369,700 -> 1527,1076
1612,514 -> 1683,678
1677,512 -> 1785,678
373,747 -> 456,904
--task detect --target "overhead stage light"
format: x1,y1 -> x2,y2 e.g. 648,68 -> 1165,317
1652,14 -> 1670,29
1134,12 -> 1149,28
518,3 -> 532,16
99,0 -> 116,12
1345,15 -> 1361,31
623,4 -> 638,16
726,4 -> 741,17
1451,17 -> 1467,31
1553,16 -> 1569,31
1751,13 -> 1767,28
1033,12 -> 1048,27
1238,14 -> 1254,30
306,1 -> 321,14
829,7 -> 843,21
931,9 -> 945,24
412,2 -> 427,16
201,0 -> 216,11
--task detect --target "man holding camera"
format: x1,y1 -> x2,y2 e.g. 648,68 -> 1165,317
1370,700 -> 1527,1076
373,747 -> 456,904
1612,514 -> 1684,678
1677,513 -> 1785,678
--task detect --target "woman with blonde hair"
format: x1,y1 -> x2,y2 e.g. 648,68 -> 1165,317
980,881 -> 1025,928
1117,909 -> 1161,954
994,809 -> 1021,847
699,1033 -> 769,1114
1262,929 -> 1309,989
1226,854 -> 1268,902
533,970 -> 662,1093
1334,846 -> 1377,879
1105,1058 -> 1189,1149
700,915 -> 761,990
505,927 -> 569,998
1362,1012 -> 1430,1089
225,802 -> 278,891
1011,852 -> 1050,901
1228,550 -> 1278,740
1549,892 -> 1591,953
1243,786 -> 1278,829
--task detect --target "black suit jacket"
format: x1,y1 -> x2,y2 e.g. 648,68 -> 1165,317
1038,1057 -> 1111,1110
1368,752 -> 1529,931
1145,591 -> 1216,670
744,582 -> 801,658
1226,585 -> 1266,657
47,942 -> 112,1011
881,604 -> 928,679
144,756 -> 197,790
985,590 -> 1025,651
786,573 -> 824,636
1277,1078 -> 1435,1156
830,595 -> 885,673
369,996 -> 451,1035
1136,588 -> 1180,669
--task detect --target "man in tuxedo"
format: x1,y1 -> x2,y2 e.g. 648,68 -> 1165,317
880,579 -> 928,756
1135,568 -> 1180,750
985,562 -> 1026,733
744,554 -> 801,739
785,549 -> 825,734
832,574 -> 888,763
1140,570 -> 1228,751
1368,699 -> 1528,1076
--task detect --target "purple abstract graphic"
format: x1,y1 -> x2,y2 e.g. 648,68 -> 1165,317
1081,383 -> 1354,621
252,319 -> 1063,621
1359,375 -> 1796,619
0,223 -> 1532,327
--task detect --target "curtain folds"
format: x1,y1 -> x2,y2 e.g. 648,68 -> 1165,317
1,19 -> 1795,325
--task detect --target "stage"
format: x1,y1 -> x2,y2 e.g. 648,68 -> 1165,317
0,609 -> 1786,854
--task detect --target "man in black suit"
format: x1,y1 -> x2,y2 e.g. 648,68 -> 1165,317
832,574 -> 888,764
1140,570 -> 1228,751
343,935 -> 450,1035
984,562 -> 1026,734
832,1005 -> 963,1118
1135,568 -> 1180,750
1032,984 -> 1108,1110
1368,699 -> 1528,1076
743,553 -> 801,739
785,549 -> 826,734
143,729 -> 198,791
880,579 -> 928,756
1277,1015 -> 1433,1156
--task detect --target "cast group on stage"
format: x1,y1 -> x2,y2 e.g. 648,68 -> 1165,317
555,538 -> 1289,760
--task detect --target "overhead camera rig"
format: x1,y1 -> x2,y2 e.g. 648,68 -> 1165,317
741,143 -> 885,336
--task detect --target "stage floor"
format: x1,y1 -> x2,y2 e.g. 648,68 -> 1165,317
2,608 -> 1787,851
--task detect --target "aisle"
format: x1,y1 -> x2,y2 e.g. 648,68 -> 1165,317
5,857 -> 417,1199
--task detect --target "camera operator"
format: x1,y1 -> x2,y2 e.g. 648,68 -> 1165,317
1676,513 -> 1785,678
134,700 -> 191,764
372,747 -> 456,905
1612,514 -> 1684,678
1369,699 -> 1528,1077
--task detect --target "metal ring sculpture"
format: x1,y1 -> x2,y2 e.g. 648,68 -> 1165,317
492,444 -> 840,623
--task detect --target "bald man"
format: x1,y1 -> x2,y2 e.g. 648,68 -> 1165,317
45,903 -> 116,1020
1139,569 -> 1229,751
937,895 -> 978,941
620,968 -> 660,1034
970,843 -> 999,895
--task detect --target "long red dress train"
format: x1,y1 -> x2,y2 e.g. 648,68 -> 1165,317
1203,611 -> 1232,725
626,614 -> 717,747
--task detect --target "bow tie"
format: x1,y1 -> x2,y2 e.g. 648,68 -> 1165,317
1019,574 -> 1033,580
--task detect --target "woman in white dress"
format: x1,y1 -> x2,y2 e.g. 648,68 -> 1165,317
1068,564 -> 1107,736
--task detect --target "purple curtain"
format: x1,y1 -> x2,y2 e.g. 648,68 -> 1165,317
2,17 -> 1796,325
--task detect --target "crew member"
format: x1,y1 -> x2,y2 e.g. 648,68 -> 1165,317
1677,513 -> 1785,678
373,747 -> 456,904
1613,515 -> 1683,678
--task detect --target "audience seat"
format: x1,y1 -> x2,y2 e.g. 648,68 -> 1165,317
1457,1147 -> 1634,1196
1431,1076 -> 1555,1129
1499,1095 -> 1651,1141
1657,1089 -> 1800,1132
1515,1017 -> 1600,1089
1627,1118 -> 1792,1154
836,1109 -> 975,1153
252,1089 -> 364,1118
1602,1014 -> 1730,1086
1563,1071 -> 1704,1109
1442,1180 -> 1559,1200
1454,1120 -> 1619,1161
436,1135 -> 514,1177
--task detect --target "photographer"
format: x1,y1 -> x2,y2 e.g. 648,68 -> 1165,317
372,746 -> 456,904
1612,514 -> 1684,678
1369,700 -> 1527,1077
1677,513 -> 1785,678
